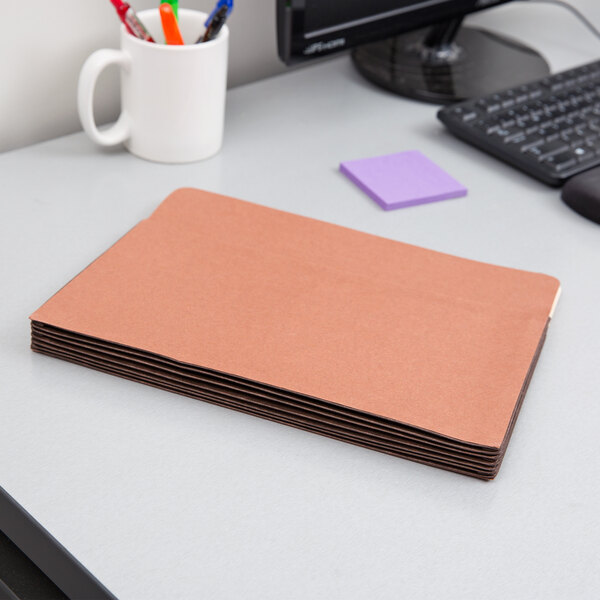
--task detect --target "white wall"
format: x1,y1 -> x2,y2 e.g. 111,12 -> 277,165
0,0 -> 598,153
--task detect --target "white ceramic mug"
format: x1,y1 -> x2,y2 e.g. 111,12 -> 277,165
78,9 -> 228,163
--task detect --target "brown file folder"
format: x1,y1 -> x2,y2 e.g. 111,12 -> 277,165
30,189 -> 560,479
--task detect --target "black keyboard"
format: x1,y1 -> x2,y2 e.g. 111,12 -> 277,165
437,60 -> 600,186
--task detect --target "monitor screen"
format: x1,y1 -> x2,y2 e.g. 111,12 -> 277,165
277,0 -> 513,64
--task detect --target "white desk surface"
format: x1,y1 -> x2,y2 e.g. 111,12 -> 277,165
2,5 -> 600,599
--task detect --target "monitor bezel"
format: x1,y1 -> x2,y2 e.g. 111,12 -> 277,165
277,0 -> 514,64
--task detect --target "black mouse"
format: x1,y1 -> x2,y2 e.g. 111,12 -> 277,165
561,167 -> 600,225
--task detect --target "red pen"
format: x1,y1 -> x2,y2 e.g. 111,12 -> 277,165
110,0 -> 155,43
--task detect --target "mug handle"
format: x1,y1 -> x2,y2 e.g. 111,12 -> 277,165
78,49 -> 132,146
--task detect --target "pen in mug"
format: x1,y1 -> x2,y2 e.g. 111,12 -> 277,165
110,0 -> 155,42
200,5 -> 228,43
161,0 -> 178,20
160,3 -> 184,45
204,0 -> 233,28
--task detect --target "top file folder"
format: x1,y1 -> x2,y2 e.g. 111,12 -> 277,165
30,188 -> 561,479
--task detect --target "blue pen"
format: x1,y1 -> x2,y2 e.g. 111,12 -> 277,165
204,0 -> 233,27
200,5 -> 228,42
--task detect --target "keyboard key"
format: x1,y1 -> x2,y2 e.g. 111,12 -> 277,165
520,137 -> 545,152
573,146 -> 596,163
500,91 -> 517,109
473,119 -> 498,134
560,130 -> 581,145
462,111 -> 478,122
500,110 -> 516,124
525,124 -> 541,135
524,145 -> 544,159
566,116 -> 587,129
504,133 -> 527,145
492,125 -> 523,139
537,139 -> 569,159
568,137 -> 585,149
585,137 -> 600,155
542,151 -> 577,171
538,124 -> 561,140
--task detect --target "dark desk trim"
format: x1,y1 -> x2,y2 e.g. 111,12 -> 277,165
0,487 -> 116,600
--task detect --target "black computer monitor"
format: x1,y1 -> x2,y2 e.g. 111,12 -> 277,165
276,0 -> 550,103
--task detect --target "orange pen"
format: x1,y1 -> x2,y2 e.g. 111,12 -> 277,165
160,3 -> 184,45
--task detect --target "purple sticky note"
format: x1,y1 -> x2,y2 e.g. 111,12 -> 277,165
340,150 -> 467,210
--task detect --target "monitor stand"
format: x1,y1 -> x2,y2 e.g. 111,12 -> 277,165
351,17 -> 550,104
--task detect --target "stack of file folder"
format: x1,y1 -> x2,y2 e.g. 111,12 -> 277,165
30,189 -> 560,479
